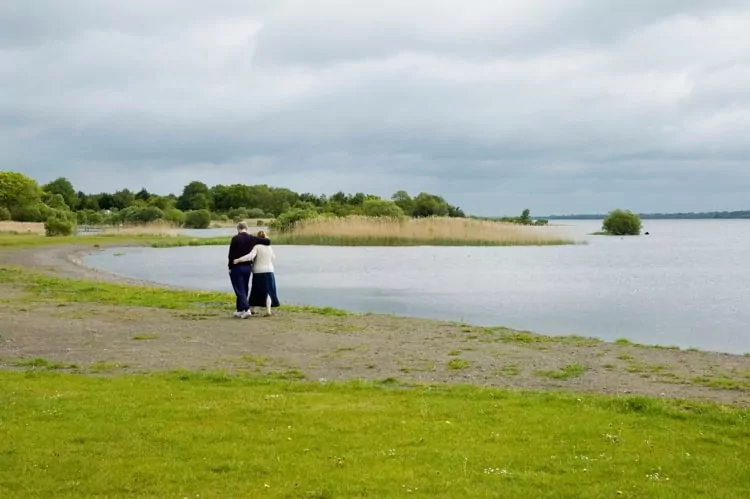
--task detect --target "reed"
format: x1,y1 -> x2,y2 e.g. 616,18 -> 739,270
0,221 -> 45,234
274,216 -> 577,246
96,221 -> 180,236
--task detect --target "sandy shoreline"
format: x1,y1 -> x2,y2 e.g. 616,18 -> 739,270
1,242 -> 749,406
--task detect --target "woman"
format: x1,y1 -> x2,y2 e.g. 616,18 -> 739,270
233,231 -> 280,316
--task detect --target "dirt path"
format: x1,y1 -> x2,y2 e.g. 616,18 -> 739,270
1,243 -> 749,406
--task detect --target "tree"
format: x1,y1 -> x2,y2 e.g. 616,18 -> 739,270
0,171 -> 43,217
184,209 -> 211,229
602,209 -> 642,235
391,190 -> 414,216
178,181 -> 213,211
412,192 -> 450,217
447,205 -> 465,217
135,188 -> 151,201
148,195 -> 174,210
111,189 -> 136,210
42,177 -> 79,210
44,193 -> 69,211
77,191 -> 100,211
361,199 -> 406,218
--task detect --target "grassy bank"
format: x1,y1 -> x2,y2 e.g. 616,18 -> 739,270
0,266 -> 347,316
0,232 -> 188,248
276,216 -> 578,246
0,371 -> 748,498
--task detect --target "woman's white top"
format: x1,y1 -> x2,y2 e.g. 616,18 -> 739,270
237,244 -> 275,273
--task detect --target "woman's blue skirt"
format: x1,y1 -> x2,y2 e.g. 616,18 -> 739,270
249,272 -> 280,307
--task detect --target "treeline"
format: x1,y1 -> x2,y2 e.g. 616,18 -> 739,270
0,171 -> 466,233
546,210 -> 750,220
471,209 -> 548,226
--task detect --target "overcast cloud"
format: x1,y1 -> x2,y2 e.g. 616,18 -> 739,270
2,0 -> 750,215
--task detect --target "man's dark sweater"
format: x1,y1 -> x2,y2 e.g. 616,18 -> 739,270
228,232 -> 271,269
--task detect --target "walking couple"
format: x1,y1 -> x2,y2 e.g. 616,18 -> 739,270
227,221 -> 280,318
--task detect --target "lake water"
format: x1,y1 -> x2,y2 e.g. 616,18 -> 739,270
82,220 -> 750,354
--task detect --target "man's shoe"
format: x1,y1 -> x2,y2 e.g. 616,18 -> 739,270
233,311 -> 242,318
240,311 -> 252,319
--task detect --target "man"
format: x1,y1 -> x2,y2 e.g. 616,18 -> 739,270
228,221 -> 271,318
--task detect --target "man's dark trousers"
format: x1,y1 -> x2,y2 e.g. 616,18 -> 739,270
230,264 -> 253,312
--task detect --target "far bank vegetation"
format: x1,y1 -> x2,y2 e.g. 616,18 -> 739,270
2,171 -> 572,244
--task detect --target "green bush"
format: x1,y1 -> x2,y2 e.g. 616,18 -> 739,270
44,215 -> 75,236
268,207 -> 318,232
0,206 -> 10,221
361,199 -> 406,219
116,205 -> 165,224
184,209 -> 211,229
247,208 -> 267,219
602,209 -> 642,236
164,208 -> 186,226
11,204 -> 41,222
227,207 -> 249,222
77,209 -> 104,226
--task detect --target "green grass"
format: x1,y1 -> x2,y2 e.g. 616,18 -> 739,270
493,364 -> 520,376
460,327 -> 601,347
0,232 -> 189,248
447,359 -> 470,370
11,357 -> 78,370
89,361 -> 128,373
0,266 -> 348,316
691,375 -> 750,391
0,371 -> 748,498
615,338 -> 681,350
534,363 -> 588,380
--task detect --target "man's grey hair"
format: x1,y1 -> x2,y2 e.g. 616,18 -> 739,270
236,221 -> 248,230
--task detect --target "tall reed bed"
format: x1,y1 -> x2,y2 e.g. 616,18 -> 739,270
0,221 -> 45,234
96,221 -> 180,236
272,216 -> 577,246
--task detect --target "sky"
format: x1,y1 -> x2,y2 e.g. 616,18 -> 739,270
2,1 -> 750,216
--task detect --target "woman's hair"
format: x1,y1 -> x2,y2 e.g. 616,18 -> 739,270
257,230 -> 266,238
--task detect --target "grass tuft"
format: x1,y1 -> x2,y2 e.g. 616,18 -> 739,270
447,359 -> 470,370
534,363 -> 588,380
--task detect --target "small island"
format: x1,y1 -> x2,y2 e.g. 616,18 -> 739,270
591,209 -> 643,236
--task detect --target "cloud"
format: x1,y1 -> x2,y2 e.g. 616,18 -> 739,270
2,0 -> 750,214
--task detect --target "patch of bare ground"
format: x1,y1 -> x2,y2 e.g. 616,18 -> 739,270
1,244 -> 749,406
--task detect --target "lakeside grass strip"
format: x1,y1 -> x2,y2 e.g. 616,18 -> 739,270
0,232 -> 187,248
0,266 -> 348,316
0,371 -> 748,498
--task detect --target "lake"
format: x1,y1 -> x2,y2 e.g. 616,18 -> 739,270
82,220 -> 750,354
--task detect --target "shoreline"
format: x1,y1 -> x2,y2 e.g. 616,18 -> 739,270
1,242 -> 749,407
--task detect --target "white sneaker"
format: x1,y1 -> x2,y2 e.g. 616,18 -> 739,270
240,311 -> 252,319
233,311 -> 241,318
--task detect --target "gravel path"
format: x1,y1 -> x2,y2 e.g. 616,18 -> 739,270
1,243 -> 749,406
